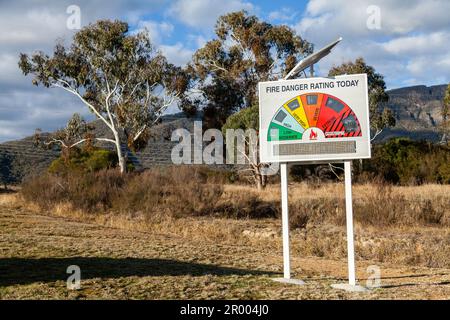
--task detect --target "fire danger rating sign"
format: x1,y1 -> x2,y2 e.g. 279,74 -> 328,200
258,74 -> 371,163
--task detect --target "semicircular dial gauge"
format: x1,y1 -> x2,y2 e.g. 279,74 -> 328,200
267,93 -> 363,141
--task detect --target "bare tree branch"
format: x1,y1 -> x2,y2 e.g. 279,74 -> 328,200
371,128 -> 383,142
52,80 -> 113,131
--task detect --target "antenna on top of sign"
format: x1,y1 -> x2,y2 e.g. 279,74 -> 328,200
273,37 -> 369,292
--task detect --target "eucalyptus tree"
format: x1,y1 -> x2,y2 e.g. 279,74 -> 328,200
19,20 -> 188,173
190,11 -> 312,189
329,58 -> 395,141
188,10 -> 313,128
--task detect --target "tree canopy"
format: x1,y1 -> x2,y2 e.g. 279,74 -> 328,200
19,20 -> 189,173
329,58 -> 395,139
188,11 -> 313,128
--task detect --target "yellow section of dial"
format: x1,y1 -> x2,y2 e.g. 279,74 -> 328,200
282,97 -> 310,130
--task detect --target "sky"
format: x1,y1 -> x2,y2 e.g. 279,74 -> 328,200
0,0 -> 449,142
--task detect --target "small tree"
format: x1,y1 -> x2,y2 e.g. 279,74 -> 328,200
188,11 -> 312,129
222,105 -> 270,190
329,57 -> 395,141
189,11 -> 311,189
34,113 -> 93,161
19,20 -> 188,173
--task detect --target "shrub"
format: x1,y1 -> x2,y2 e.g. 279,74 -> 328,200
22,166 -> 223,216
288,138 -> 450,185
22,170 -> 126,212
21,173 -> 66,208
215,193 -> 278,219
113,166 -> 223,217
20,167 -> 449,228
362,138 -> 450,185
48,148 -> 133,175
289,198 -> 345,229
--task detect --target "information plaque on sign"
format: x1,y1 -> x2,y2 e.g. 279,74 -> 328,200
258,73 -> 371,163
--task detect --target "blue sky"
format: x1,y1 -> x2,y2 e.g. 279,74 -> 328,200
0,0 -> 449,142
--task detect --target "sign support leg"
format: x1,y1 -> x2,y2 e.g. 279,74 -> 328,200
280,162 -> 290,279
331,161 -> 368,292
272,163 -> 305,285
344,160 -> 356,286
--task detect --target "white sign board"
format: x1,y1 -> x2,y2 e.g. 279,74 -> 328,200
259,74 -> 371,163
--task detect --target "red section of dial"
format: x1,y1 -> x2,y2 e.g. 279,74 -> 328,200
315,94 -> 361,138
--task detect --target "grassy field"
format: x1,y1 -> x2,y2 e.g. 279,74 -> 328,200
0,183 -> 449,300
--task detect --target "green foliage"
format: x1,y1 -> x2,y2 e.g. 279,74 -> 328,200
189,11 -> 312,128
288,139 -> 450,185
328,57 -> 395,134
222,105 -> 259,133
363,138 -> 450,185
0,153 -> 15,188
441,83 -> 450,142
48,148 -> 124,175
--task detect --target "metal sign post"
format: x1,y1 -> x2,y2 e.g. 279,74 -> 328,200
261,38 -> 370,291
280,163 -> 291,279
345,161 -> 356,286
274,164 -> 306,285
330,161 -> 368,291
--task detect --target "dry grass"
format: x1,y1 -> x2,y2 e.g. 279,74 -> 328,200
0,193 -> 19,207
249,182 -> 450,202
1,194 -> 450,300
14,177 -> 450,269
21,167 -> 450,228
16,165 -> 450,270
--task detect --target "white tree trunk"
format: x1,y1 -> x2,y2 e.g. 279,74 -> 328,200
113,130 -> 126,174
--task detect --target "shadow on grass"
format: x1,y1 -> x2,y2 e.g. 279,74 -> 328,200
379,281 -> 450,289
0,257 -> 276,287
0,188 -> 17,194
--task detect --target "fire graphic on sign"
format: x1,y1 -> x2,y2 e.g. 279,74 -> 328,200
309,129 -> 318,140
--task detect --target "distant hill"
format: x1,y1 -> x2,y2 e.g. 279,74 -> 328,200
377,84 -> 447,143
0,84 -> 448,184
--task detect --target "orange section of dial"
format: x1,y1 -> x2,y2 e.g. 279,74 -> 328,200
300,93 -> 323,128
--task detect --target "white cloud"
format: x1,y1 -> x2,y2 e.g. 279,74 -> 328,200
160,43 -> 194,66
297,0 -> 450,44
383,32 -> 449,55
168,0 -> 255,29
268,7 -> 297,22
0,88 -> 94,142
187,34 -> 208,48
135,20 -> 174,45
294,0 -> 450,88
0,54 -> 25,87
0,9 -> 68,46
0,1 -> 170,142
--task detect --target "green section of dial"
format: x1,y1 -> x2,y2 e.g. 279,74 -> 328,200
268,122 -> 303,141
